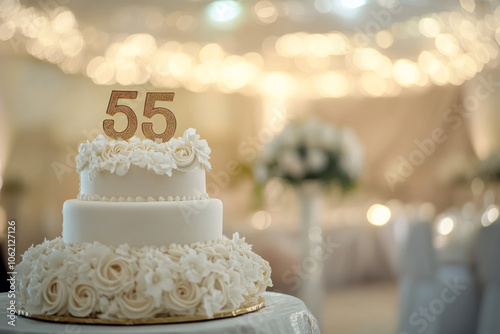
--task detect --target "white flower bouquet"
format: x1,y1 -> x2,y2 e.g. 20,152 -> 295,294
255,118 -> 363,191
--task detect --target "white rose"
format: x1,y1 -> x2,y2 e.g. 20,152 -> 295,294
40,275 -> 68,315
306,148 -> 328,173
182,128 -> 211,170
170,140 -> 197,172
163,280 -> 203,315
93,254 -> 137,297
117,290 -> 157,319
280,149 -> 305,179
68,280 -> 98,317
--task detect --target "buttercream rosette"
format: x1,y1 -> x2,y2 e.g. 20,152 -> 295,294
16,234 -> 272,319
76,128 -> 211,179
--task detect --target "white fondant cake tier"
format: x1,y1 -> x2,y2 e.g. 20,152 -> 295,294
62,199 -> 222,247
80,165 -> 207,200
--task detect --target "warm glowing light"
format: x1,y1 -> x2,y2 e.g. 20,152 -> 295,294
93,61 -> 115,85
367,204 -> 391,226
393,59 -> 420,86
207,1 -> 242,23
1,0 -> 498,96
200,43 -> 225,62
419,18 -> 441,38
53,11 -> 76,33
261,72 -> 297,97
315,0 -> 332,13
168,53 -> 192,77
460,0 -> 475,13
437,216 -> 454,235
360,73 -> 387,97
353,48 -> 381,71
116,63 -> 137,85
176,15 -> 194,31
276,33 -> 302,57
482,205 -> 499,227
251,211 -> 272,230
435,34 -> 459,56
305,34 -> 332,57
254,1 -> 278,24
86,56 -> 106,77
327,33 -> 350,55
336,0 -> 367,9
459,19 -> 478,40
314,71 -> 349,98
373,55 -> 393,78
375,30 -> 394,49
222,57 -> 255,89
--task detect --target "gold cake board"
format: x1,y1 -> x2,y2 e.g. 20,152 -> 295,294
16,296 -> 265,325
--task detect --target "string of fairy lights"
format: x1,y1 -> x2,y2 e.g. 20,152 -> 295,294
0,0 -> 499,98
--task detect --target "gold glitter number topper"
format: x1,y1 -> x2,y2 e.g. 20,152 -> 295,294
103,91 -> 176,142
142,92 -> 176,142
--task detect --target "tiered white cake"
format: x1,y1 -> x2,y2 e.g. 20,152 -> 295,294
16,129 -> 272,319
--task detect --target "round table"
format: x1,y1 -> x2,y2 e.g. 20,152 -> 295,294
0,292 -> 319,334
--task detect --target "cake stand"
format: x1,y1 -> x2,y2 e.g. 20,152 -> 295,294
0,292 -> 319,334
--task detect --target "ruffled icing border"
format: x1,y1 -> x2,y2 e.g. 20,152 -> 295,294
15,234 -> 272,320
76,128 -> 211,179
77,193 -> 209,202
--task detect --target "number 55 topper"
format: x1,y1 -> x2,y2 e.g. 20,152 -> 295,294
103,90 -> 176,142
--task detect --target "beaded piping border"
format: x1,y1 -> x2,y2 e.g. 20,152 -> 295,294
77,193 -> 210,202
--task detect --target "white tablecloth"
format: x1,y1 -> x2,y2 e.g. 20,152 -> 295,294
0,292 -> 319,334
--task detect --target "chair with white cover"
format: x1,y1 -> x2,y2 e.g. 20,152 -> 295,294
476,222 -> 500,334
397,221 -> 439,334
435,264 -> 479,334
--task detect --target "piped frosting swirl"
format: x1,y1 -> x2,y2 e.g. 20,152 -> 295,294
76,128 -> 211,179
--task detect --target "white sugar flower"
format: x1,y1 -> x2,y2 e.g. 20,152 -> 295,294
180,250 -> 210,283
91,134 -> 107,153
137,267 -> 175,307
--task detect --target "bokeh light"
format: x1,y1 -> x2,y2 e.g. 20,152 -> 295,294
437,216 -> 455,235
207,1 -> 242,23
367,204 -> 391,226
251,211 -> 272,230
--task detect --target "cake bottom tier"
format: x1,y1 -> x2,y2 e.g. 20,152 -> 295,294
16,234 -> 272,320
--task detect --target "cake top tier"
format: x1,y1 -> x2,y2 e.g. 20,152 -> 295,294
76,128 -> 211,178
